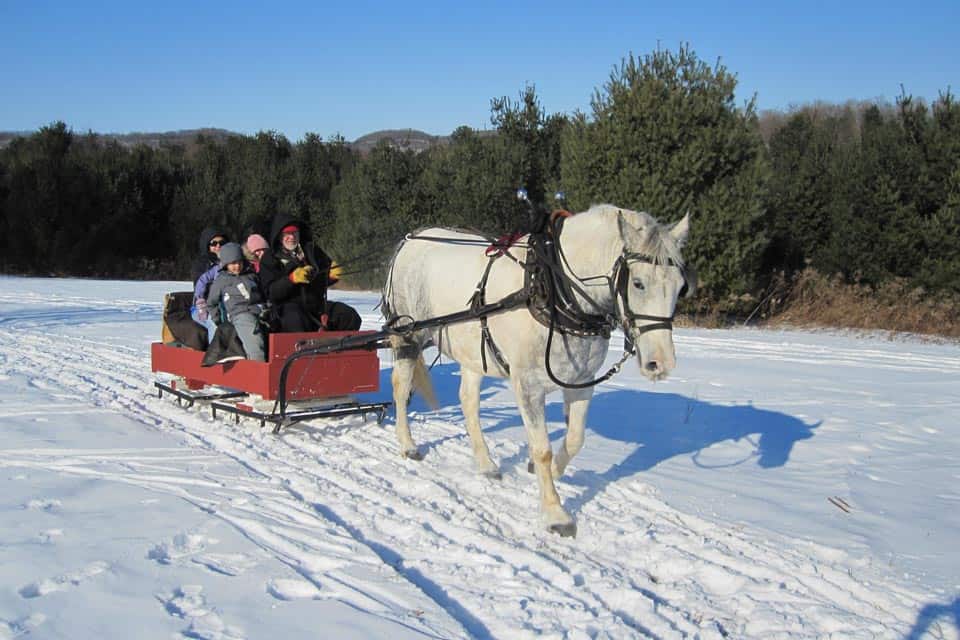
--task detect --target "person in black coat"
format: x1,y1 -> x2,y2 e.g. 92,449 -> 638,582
191,226 -> 230,284
258,213 -> 361,332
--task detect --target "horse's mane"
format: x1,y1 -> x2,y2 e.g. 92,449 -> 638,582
583,204 -> 685,268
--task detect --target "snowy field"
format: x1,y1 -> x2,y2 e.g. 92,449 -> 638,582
1,276 -> 958,639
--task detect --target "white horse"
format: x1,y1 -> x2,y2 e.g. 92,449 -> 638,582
383,204 -> 691,536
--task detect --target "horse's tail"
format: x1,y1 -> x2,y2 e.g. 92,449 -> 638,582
412,353 -> 438,410
389,335 -> 438,410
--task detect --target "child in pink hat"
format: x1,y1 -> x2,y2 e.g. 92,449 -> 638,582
244,234 -> 270,272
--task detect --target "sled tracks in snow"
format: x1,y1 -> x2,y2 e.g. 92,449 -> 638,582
0,322 -> 933,639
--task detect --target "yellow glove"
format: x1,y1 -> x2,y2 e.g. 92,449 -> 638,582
328,261 -> 343,284
289,265 -> 315,284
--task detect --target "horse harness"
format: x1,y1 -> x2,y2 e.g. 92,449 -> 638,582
463,212 -> 688,385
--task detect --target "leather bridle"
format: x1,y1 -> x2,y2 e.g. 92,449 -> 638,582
610,252 -> 689,337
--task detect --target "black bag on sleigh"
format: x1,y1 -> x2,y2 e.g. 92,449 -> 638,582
201,321 -> 248,367
161,292 -> 208,351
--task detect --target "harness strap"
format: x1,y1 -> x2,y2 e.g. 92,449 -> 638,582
485,231 -> 524,258
543,305 -> 637,389
470,251 -> 512,375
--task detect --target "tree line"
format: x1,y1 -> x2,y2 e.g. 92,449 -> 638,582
1,45 -> 957,314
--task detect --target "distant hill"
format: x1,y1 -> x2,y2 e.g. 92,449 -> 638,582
350,129 -> 448,154
0,127 -> 239,150
0,131 -> 33,147
0,127 -> 457,153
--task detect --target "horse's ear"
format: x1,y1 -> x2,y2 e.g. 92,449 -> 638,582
617,212 -> 645,250
670,212 -> 691,248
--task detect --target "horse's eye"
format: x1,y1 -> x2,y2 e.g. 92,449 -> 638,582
632,279 -> 645,291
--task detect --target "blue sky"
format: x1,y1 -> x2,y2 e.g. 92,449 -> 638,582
1,1 -> 957,142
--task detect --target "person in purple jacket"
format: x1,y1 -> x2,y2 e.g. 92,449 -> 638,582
191,227 -> 229,340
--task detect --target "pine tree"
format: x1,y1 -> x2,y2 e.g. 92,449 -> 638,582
489,84 -> 567,221
330,140 -> 428,286
418,126 -> 521,232
560,45 -> 768,304
918,164 -> 960,293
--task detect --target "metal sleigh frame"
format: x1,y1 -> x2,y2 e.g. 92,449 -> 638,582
209,396 -> 389,433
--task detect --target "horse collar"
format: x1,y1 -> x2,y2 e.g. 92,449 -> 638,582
523,220 -> 611,338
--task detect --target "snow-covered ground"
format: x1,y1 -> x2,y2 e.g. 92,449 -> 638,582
1,276 -> 958,639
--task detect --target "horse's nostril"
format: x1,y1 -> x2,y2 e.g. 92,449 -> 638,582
645,361 -> 659,372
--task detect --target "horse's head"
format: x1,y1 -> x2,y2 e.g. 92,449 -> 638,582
615,211 -> 692,381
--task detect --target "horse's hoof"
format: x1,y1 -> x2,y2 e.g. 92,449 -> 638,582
548,522 -> 577,538
527,461 -> 535,474
482,470 -> 502,481
402,448 -> 424,461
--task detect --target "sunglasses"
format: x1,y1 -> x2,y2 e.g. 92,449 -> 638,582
209,239 -> 227,247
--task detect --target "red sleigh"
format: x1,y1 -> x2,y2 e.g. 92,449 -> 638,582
152,293 -> 390,432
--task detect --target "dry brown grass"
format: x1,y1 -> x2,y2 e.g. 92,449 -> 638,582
752,269 -> 960,339
675,308 -> 730,329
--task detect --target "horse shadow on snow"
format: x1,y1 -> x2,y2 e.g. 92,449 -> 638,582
541,389 -> 820,514
906,596 -> 960,639
383,363 -> 820,515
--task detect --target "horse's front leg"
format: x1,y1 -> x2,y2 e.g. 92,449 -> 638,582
460,368 -> 500,479
553,386 -> 594,478
513,377 -> 576,537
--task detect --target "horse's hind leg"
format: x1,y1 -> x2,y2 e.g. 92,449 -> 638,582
390,337 -> 423,460
460,368 -> 499,479
513,377 -> 576,537
553,387 -> 593,478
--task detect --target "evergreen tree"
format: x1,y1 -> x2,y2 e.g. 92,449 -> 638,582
822,103 -> 925,286
330,140 -> 428,286
489,84 -> 567,223
764,107 -> 859,275
175,135 -> 235,244
560,46 -> 768,303
0,161 -> 8,270
918,164 -> 960,293
2,122 -> 75,268
927,92 -> 960,201
418,126 -> 523,233
243,131 -> 294,231
290,133 -> 358,244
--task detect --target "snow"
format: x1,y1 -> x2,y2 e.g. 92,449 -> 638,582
1,276 -> 958,639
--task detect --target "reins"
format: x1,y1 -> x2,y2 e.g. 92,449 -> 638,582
529,216 -> 679,388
